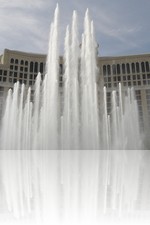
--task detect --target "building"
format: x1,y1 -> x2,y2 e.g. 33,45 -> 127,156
99,54 -> 150,146
0,49 -> 150,147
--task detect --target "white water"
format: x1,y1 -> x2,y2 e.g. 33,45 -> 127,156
0,5 -> 149,225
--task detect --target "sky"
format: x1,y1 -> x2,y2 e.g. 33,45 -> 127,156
0,0 -> 150,56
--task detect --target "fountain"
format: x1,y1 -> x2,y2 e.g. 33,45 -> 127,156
0,4 -> 149,225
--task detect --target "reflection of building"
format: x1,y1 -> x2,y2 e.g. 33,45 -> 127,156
0,49 -> 150,146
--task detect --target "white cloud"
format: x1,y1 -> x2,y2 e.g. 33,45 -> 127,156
0,0 -> 149,56
1,0 -> 52,9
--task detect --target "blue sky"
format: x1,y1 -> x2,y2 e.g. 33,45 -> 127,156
0,0 -> 150,56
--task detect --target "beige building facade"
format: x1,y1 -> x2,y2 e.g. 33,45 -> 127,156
0,49 -> 150,147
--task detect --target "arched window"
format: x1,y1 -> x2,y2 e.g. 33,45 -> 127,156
25,61 -> 28,66
126,63 -> 130,74
141,62 -> 145,73
30,62 -> 34,72
131,63 -> 135,73
103,65 -> 106,76
20,60 -> 24,65
34,62 -> 38,73
117,64 -> 120,74
146,61 -> 150,72
122,63 -> 126,74
112,64 -> 116,75
107,65 -> 111,75
40,62 -> 44,73
15,59 -> 18,64
10,58 -> 14,63
136,62 -> 140,73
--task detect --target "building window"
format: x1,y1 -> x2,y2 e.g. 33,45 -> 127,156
147,74 -> 150,79
15,59 -> 18,64
135,90 -> 141,95
34,62 -> 38,73
10,58 -> 14,63
123,76 -> 126,81
40,62 -> 44,73
0,70 -> 2,75
30,62 -> 34,72
136,62 -> 140,73
122,63 -> 126,74
4,70 -> 7,76
24,74 -> 27,79
127,75 -> 131,80
10,65 -> 13,70
20,60 -> 24,65
142,74 -> 146,79
108,77 -> 111,82
141,62 -> 145,73
25,67 -> 28,72
103,65 -> 106,75
112,64 -> 116,75
14,72 -> 17,78
3,77 -> 6,82
116,64 -> 120,74
146,61 -> 150,72
126,63 -> 130,74
107,65 -> 111,75
117,76 -> 121,81
9,71 -> 13,77
25,61 -> 28,66
14,66 -> 18,71
137,74 -> 140,80
19,73 -> 23,78
131,63 -> 135,73
30,74 -> 33,80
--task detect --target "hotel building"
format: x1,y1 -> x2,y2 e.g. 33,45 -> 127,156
0,49 -> 150,147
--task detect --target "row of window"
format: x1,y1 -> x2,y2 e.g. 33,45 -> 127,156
105,80 -> 150,88
10,58 -> 29,66
103,62 -> 150,76
104,74 -> 150,82
10,61 -> 44,74
10,58 -> 63,74
0,70 -> 7,76
0,76 -> 63,87
9,72 -> 39,80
